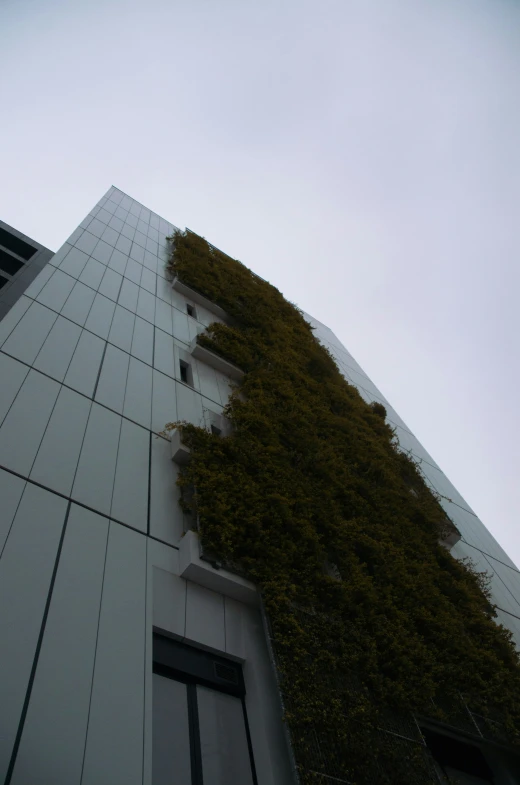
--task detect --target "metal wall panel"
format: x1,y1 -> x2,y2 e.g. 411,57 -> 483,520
84,292 -> 116,339
149,436 -> 184,545
131,316 -> 154,365
151,370 -> 176,436
0,485 -> 67,783
36,269 -> 76,312
108,304 -> 135,353
185,581 -> 225,651
63,330 -> 105,398
0,352 -> 29,426
0,369 -> 60,476
82,522 -> 147,785
30,387 -> 91,496
0,468 -> 26,554
111,419 -> 149,532
10,505 -> 109,785
153,328 -> 175,378
124,357 -> 153,428
95,344 -> 130,414
2,301 -> 57,365
32,316 -> 82,382
61,281 -> 96,326
72,404 -> 122,516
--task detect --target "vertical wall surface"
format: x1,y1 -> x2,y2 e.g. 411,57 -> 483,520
0,187 -> 293,785
0,220 -> 54,321
1,185 -> 519,784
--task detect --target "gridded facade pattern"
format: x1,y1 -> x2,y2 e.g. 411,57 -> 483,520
1,185 -> 519,785
0,187 -> 293,785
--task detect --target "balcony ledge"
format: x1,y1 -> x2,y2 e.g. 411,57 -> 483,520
439,530 -> 462,551
171,277 -> 229,322
190,339 -> 244,382
170,429 -> 191,465
179,531 -> 258,606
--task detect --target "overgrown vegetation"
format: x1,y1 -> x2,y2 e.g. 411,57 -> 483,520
166,229 -> 520,783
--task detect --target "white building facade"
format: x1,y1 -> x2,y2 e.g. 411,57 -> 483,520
0,186 -> 519,785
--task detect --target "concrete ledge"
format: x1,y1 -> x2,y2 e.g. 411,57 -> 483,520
439,521 -> 462,551
171,277 -> 229,322
191,340 -> 244,382
439,530 -> 462,551
170,429 -> 191,464
179,531 -> 258,606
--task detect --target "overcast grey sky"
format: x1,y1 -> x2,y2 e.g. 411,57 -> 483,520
2,0 -> 519,565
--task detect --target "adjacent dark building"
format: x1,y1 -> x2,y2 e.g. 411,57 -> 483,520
0,220 -> 53,321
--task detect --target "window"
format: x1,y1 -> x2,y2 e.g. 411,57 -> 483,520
153,635 -> 257,785
179,360 -> 192,386
210,424 -> 221,437
0,274 -> 8,289
0,228 -> 37,260
186,303 -> 197,319
0,248 -> 24,276
422,726 -> 520,784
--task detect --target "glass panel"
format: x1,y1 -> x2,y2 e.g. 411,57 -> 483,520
152,674 -> 191,785
197,685 -> 254,785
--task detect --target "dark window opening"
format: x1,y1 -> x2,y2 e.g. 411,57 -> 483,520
0,274 -> 8,289
0,228 -> 37,260
179,360 -> 191,386
210,424 -> 221,436
186,303 -> 197,319
422,728 -> 494,783
0,249 -> 25,276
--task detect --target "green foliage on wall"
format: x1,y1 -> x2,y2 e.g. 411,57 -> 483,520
166,230 -> 520,783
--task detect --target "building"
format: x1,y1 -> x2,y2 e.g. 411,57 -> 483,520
0,186 -> 519,785
0,220 -> 54,322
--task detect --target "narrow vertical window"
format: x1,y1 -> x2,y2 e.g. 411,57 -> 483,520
179,360 -> 190,385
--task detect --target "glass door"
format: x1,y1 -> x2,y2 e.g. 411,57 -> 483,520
152,636 -> 257,785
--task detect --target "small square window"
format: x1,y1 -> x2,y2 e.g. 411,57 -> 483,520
210,424 -> 221,437
186,303 -> 197,319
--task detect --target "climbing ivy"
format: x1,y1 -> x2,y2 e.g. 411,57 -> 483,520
166,230 -> 520,783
